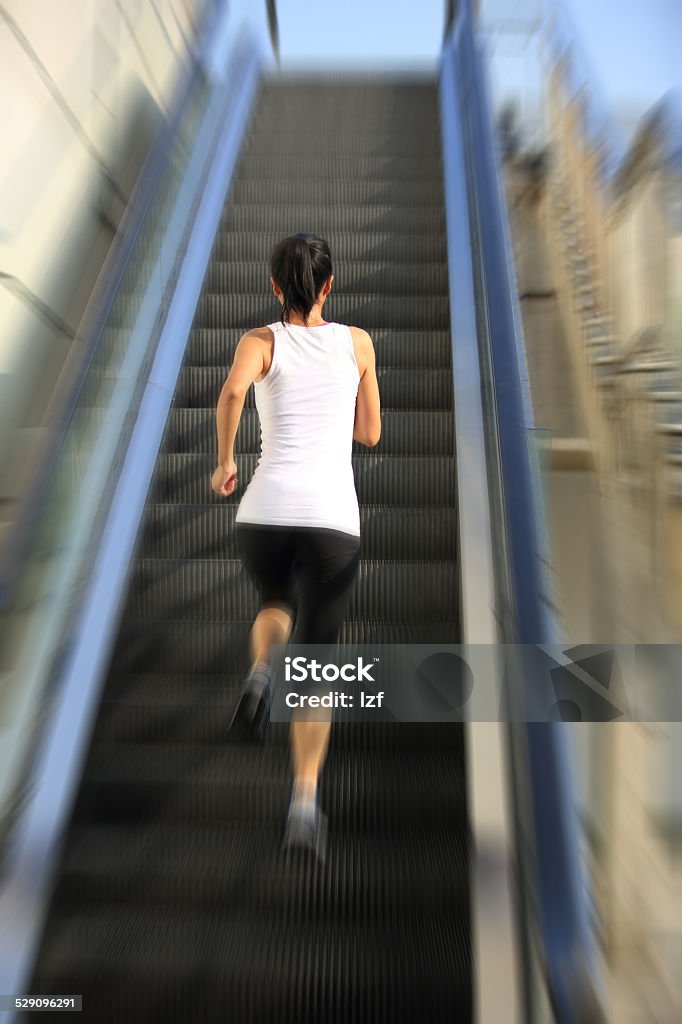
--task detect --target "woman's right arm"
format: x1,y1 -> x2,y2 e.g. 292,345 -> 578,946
351,327 -> 381,447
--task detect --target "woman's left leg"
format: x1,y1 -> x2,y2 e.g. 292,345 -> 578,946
248,603 -> 295,670
232,523 -> 298,739
235,522 -> 299,662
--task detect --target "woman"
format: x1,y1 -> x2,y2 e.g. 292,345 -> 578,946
210,232 -> 381,859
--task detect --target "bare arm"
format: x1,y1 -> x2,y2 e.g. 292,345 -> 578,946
216,331 -> 264,467
351,327 -> 381,447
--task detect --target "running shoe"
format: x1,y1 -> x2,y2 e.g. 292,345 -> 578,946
282,800 -> 328,865
228,662 -> 272,744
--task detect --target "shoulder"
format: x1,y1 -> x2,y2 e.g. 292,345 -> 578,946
235,326 -> 276,355
347,325 -> 372,345
240,325 -> 276,343
347,325 -> 375,372
347,325 -> 374,357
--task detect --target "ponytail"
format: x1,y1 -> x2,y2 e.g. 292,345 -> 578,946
270,233 -> 333,326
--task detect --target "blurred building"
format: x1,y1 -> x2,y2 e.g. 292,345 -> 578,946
494,6 -> 682,1018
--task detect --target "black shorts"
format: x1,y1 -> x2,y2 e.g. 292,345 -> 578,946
235,522 -> 361,645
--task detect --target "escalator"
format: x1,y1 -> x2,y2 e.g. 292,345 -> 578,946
22,77 -> 473,1022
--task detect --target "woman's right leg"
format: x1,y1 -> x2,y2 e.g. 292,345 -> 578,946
294,528 -> 362,646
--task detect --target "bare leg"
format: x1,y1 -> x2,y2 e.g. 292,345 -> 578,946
248,603 -> 294,669
284,710 -> 332,859
289,712 -> 332,802
231,603 -> 295,742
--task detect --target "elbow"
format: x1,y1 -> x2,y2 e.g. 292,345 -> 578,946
363,423 -> 381,447
369,416 -> 381,446
221,384 -> 247,403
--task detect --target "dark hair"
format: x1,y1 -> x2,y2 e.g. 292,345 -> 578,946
270,233 -> 333,326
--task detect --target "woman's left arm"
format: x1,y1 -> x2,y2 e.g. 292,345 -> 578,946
211,332 -> 264,496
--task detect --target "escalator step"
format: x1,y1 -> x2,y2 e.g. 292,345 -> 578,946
241,130 -> 442,155
212,230 -> 447,262
161,409 -> 455,456
95,675 -> 465,748
250,108 -> 440,134
150,454 -> 457,506
73,741 -> 467,829
191,293 -> 450,329
202,259 -> 448,293
95,686 -> 466,750
220,205 -> 445,233
185,328 -> 453,369
122,558 -> 458,623
30,906 -> 471,1024
174,366 -> 453,410
232,153 -> 444,180
229,180 -> 444,207
108,620 -> 460,676
52,821 -> 469,918
138,505 -> 457,559
244,79 -> 436,104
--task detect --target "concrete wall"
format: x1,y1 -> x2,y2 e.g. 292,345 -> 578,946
0,0 -> 210,507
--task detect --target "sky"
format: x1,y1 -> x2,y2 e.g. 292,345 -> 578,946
274,0 -> 444,69
251,0 -> 682,149
545,0 -> 681,111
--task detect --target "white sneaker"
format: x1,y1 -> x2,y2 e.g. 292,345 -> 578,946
282,800 -> 328,865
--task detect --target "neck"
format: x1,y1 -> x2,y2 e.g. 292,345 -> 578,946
285,304 -> 326,327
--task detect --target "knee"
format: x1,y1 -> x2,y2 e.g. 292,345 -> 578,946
258,600 -> 297,631
261,598 -> 295,615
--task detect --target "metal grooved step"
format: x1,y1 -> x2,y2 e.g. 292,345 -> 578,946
24,76 -> 471,1023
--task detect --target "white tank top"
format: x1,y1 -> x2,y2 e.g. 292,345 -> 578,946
235,320 -> 361,537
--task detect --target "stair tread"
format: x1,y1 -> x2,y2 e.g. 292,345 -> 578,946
35,902 -> 471,977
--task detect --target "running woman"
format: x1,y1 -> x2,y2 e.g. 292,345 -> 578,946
210,232 -> 381,858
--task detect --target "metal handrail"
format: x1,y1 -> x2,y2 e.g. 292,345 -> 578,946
266,0 -> 280,65
443,0 -> 457,44
0,8 -> 264,1014
442,2 -> 606,1020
